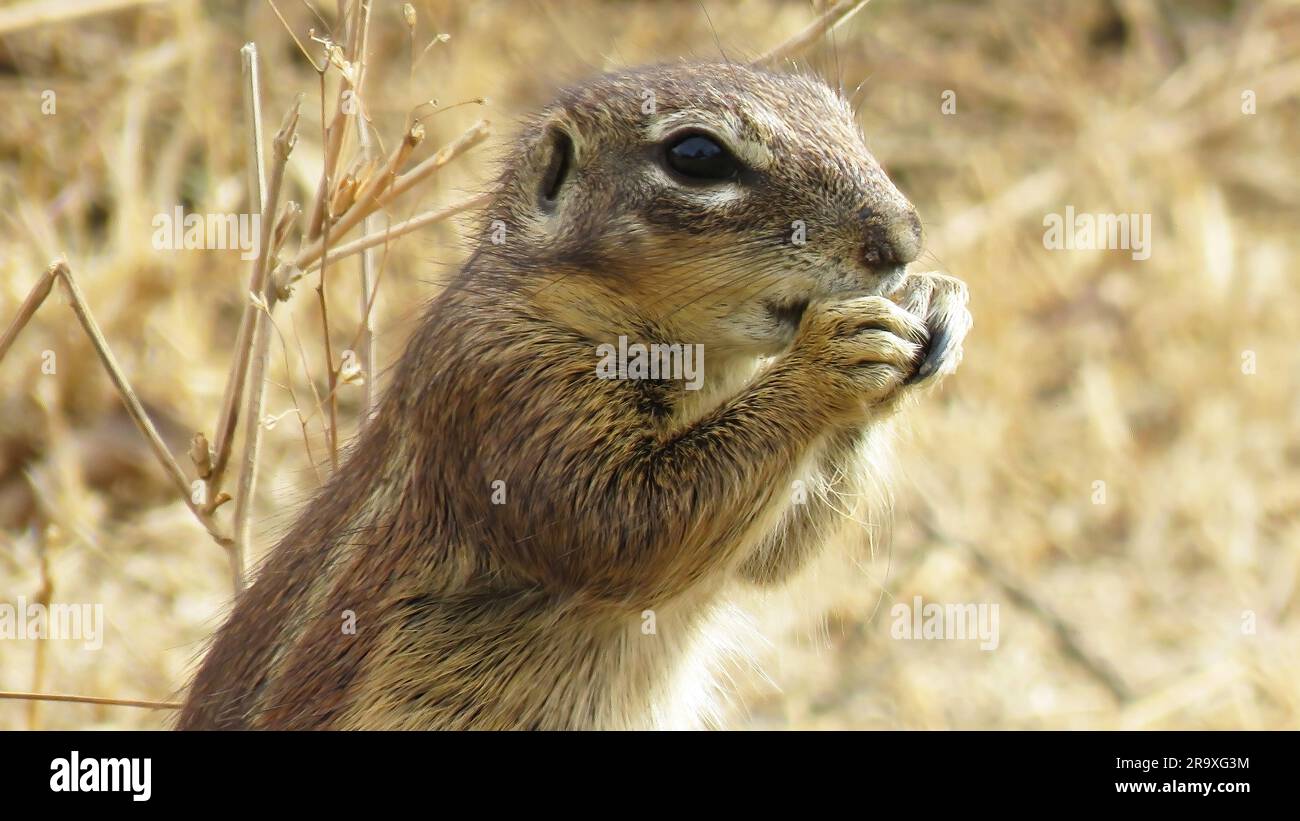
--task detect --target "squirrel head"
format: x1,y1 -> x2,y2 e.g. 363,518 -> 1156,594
480,62 -> 921,357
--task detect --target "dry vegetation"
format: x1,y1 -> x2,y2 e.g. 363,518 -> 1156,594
1,0 -> 1298,730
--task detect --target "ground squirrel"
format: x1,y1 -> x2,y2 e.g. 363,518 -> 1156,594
178,62 -> 972,730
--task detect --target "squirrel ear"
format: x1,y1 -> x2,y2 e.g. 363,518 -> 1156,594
535,123 -> 574,212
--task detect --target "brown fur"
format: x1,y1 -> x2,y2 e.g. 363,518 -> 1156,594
178,63 -> 971,730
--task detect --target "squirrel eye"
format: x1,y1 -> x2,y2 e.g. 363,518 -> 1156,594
664,133 -> 739,182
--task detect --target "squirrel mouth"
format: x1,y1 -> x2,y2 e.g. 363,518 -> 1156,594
760,266 -> 906,332
868,265 -> 910,297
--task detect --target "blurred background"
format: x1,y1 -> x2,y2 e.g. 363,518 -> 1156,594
1,0 -> 1297,729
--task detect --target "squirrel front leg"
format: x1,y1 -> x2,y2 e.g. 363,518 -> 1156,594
471,295 -> 930,603
737,425 -> 887,586
737,271 -> 973,587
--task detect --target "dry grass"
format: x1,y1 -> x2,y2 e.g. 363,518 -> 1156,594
1,0 -> 1298,730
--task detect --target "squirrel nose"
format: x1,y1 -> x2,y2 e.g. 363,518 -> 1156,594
861,208 -> 921,270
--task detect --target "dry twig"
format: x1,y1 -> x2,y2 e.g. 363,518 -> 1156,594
0,690 -> 180,710
291,119 -> 491,272
752,0 -> 872,68
0,261 -> 234,548
0,263 -> 57,363
230,99 -> 303,592
204,43 -> 271,532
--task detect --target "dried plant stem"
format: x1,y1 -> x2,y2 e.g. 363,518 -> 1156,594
305,1 -> 369,241
0,262 -> 234,553
305,193 -> 490,274
230,100 -> 302,593
314,75 -> 342,469
316,267 -> 341,470
320,0 -> 374,454
345,120 -> 424,229
361,120 -> 489,216
266,314 -> 324,485
357,119 -> 381,420
292,119 -> 491,271
53,261 -> 233,548
241,43 -> 267,211
205,43 -> 269,518
350,0 -> 374,93
752,0 -> 872,68
0,690 -> 181,710
0,262 -> 57,363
